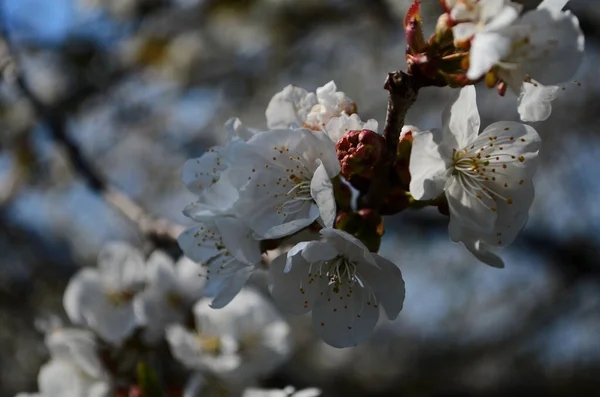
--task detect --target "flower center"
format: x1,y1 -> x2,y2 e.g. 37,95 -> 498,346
307,255 -> 360,294
196,333 -> 223,355
105,289 -> 135,306
451,134 -> 522,210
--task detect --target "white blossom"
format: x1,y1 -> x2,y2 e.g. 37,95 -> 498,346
34,359 -> 111,397
265,85 -> 317,130
304,81 -> 357,129
456,0 -> 584,121
409,86 -> 540,268
182,117 -> 255,196
44,328 -> 107,381
265,81 -> 378,143
135,251 -> 206,343
63,242 -> 145,344
19,326 -> 111,397
450,0 -> 522,44
178,217 -> 262,308
186,128 -> 340,239
243,386 -> 321,397
269,228 -> 405,348
324,112 -> 379,143
167,288 -> 292,386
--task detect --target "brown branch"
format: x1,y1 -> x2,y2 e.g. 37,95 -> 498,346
360,71 -> 420,209
12,70 -> 183,250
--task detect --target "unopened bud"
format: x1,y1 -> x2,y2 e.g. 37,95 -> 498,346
404,1 -> 426,54
435,14 -> 452,41
336,129 -> 385,180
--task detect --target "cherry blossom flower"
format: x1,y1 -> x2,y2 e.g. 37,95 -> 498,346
265,81 -> 377,143
178,217 -> 262,308
182,117 -> 255,196
17,326 -> 111,397
63,242 -> 145,344
269,228 -> 405,348
135,251 -> 206,343
456,0 -> 584,121
187,127 -> 340,239
265,85 -> 317,130
450,0 -> 522,45
409,86 -> 540,268
167,288 -> 292,387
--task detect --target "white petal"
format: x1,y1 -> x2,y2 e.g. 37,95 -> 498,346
452,22 -> 477,43
409,129 -> 452,201
450,1 -> 479,21
231,128 -> 339,239
63,269 -> 138,344
481,0 -> 521,31
45,328 -> 105,379
467,31 -> 512,80
245,128 -> 340,178
136,253 -> 183,343
311,282 -> 380,348
88,383 -> 111,397
517,81 -> 560,122
215,217 -> 262,265
183,173 -> 240,221
261,215 -> 318,240
320,228 -> 377,267
516,9 -> 584,84
97,242 -> 145,291
324,113 -> 377,143
182,148 -> 226,195
455,229 -> 506,268
63,268 -> 101,325
446,176 -> 497,237
208,266 -> 255,309
294,389 -> 322,397
38,359 -> 90,397
266,85 -> 317,129
268,253 -> 324,315
479,121 -> 541,178
175,257 -> 206,302
442,87 -> 481,150
165,325 -> 206,370
145,250 -> 178,293
300,241 -> 338,263
225,117 -> 255,142
310,161 -> 336,228
305,81 -> 356,129
358,254 -> 405,320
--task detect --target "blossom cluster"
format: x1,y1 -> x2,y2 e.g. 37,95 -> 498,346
15,1 -> 587,394
177,0 -> 584,349
413,0 -> 584,122
16,243 -> 310,397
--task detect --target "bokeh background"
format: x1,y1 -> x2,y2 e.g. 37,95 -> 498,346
0,0 -> 599,396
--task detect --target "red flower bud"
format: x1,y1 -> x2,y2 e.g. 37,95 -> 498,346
404,0 -> 426,55
336,129 -> 385,180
